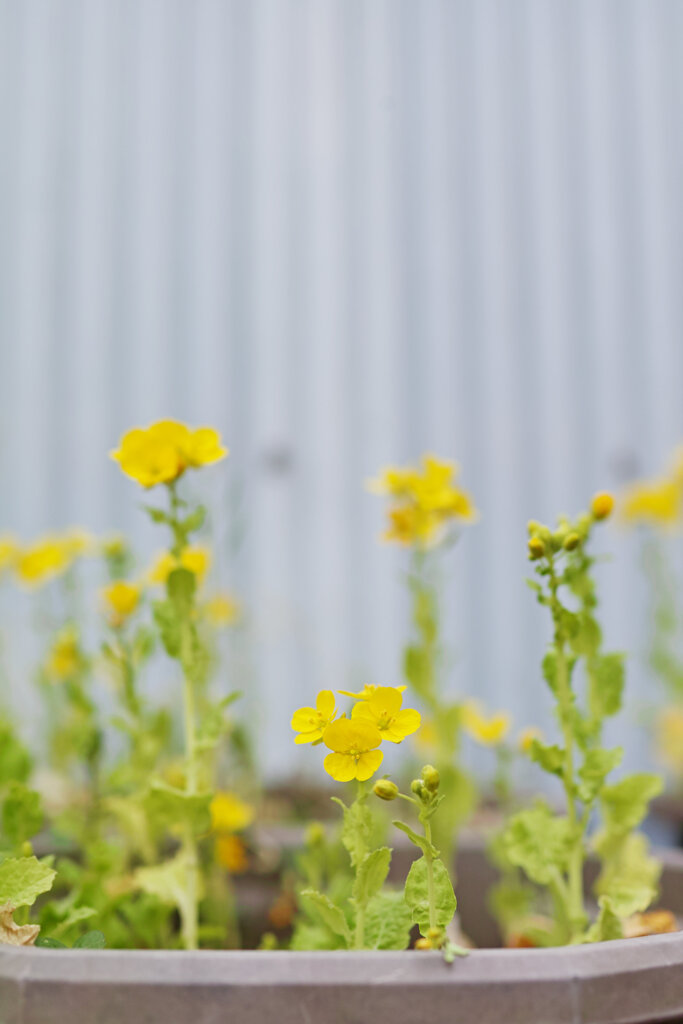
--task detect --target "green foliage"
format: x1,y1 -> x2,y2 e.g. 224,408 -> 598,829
599,773 -> 663,834
0,721 -> 32,789
404,856 -> 456,933
502,804 -> 573,886
0,856 -> 56,908
352,847 -> 391,909
146,782 -> 212,836
363,891 -> 413,950
2,783 -> 43,849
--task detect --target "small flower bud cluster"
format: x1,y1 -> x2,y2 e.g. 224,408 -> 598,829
527,492 -> 613,561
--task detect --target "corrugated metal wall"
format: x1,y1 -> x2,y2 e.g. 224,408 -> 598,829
1,0 -> 682,776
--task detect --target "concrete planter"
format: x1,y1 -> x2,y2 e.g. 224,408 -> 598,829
2,840 -> 683,1024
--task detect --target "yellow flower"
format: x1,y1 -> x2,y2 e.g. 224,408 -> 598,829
291,690 -> 337,745
210,791 -> 255,833
518,726 -> 542,754
591,491 -> 615,521
45,627 -> 81,682
371,453 -> 477,549
351,686 -> 421,743
462,701 -> 511,746
147,546 -> 211,586
337,684 -> 406,700
111,420 -> 228,488
322,718 -> 383,782
0,534 -> 18,573
655,707 -> 683,776
101,580 -> 141,626
620,477 -> 682,529
15,536 -> 71,587
61,528 -> 96,558
205,593 -> 241,628
216,834 -> 248,873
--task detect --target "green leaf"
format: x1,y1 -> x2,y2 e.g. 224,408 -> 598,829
364,890 -> 412,950
528,740 -> 565,779
577,748 -> 623,804
331,795 -> 373,869
195,692 -> 242,753
487,879 -> 535,932
35,936 -> 67,948
584,899 -> 623,943
182,506 -> 206,534
502,804 -> 573,885
51,905 -> 97,940
300,890 -> 352,946
594,832 -> 660,920
404,856 -> 456,934
73,930 -> 106,949
352,847 -> 391,909
152,600 -> 181,659
134,851 -> 200,925
146,782 -> 212,835
0,723 -> 32,788
600,773 -> 663,834
589,654 -> 625,721
0,856 -> 56,908
167,568 -> 196,611
391,820 -> 438,858
2,784 -> 43,848
143,505 -> 171,525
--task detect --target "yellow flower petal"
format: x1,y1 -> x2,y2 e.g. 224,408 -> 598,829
355,749 -> 384,781
324,752 -> 357,782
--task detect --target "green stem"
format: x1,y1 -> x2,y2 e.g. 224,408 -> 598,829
424,819 -> 438,933
353,781 -> 367,950
548,558 -> 586,942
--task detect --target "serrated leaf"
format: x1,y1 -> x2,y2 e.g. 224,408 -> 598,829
2,783 -> 43,848
585,899 -> 623,943
594,832 -> 660,921
600,774 -> 663,834
404,856 -> 456,934
146,782 -> 212,835
0,856 -> 56,909
364,890 -> 412,950
589,653 -> 625,721
300,890 -> 352,946
352,847 -> 391,908
578,747 -> 623,804
502,804 -> 573,885
528,740 -> 565,778
73,930 -> 106,949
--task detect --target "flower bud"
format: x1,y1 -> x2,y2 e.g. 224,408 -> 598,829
415,937 -> 431,950
411,779 -> 425,798
421,765 -> 440,792
527,519 -> 542,536
427,927 -> 443,944
305,822 -> 325,847
373,779 -> 399,801
528,536 -> 545,560
591,492 -> 614,521
563,531 -> 580,551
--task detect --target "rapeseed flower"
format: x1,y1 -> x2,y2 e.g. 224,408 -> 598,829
620,477 -> 682,529
45,627 -> 82,682
210,791 -> 255,833
15,536 -> 71,587
204,592 -> 241,628
101,580 -> 141,627
291,690 -> 337,745
322,718 -> 383,782
351,685 -> 421,743
147,546 -> 211,586
337,683 -> 406,700
111,420 -> 227,488
462,701 -> 510,746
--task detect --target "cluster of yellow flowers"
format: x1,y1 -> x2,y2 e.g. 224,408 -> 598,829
111,420 -> 227,488
461,701 -> 511,746
620,448 -> 683,529
291,686 -> 421,782
0,529 -> 95,587
210,791 -> 255,874
369,454 -> 477,547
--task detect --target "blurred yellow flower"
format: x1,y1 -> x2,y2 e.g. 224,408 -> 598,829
370,453 -> 477,549
620,477 -> 682,529
148,546 -> 211,586
45,627 -> 81,682
61,528 -> 96,558
414,717 -> 437,752
291,690 -> 337,745
111,420 -> 227,488
518,726 -> 542,754
101,533 -> 128,558
210,791 -> 255,833
205,593 -> 241,628
351,685 -> 421,743
655,707 -> 683,776
462,701 -> 511,746
215,834 -> 248,873
15,536 -> 71,587
322,718 -> 383,782
101,580 -> 141,626
337,683 -> 406,700
0,534 -> 18,573
591,492 -> 614,521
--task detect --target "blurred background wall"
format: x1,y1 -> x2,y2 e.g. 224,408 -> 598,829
0,0 -> 682,776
